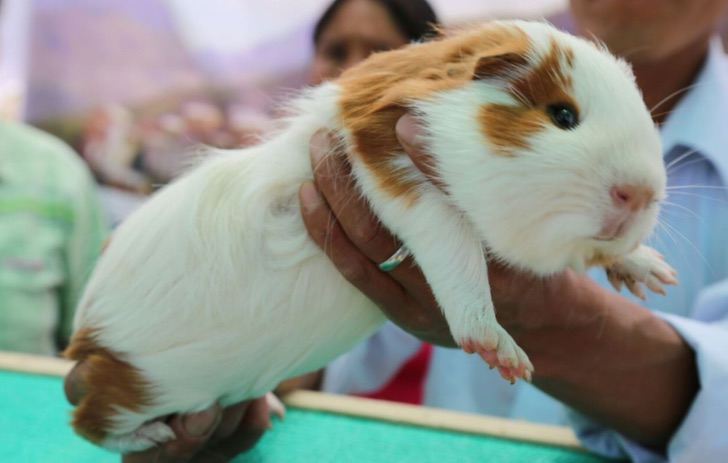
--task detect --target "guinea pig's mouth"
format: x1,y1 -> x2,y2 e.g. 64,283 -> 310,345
592,217 -> 631,242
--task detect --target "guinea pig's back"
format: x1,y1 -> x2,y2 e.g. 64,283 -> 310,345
67,122 -> 383,433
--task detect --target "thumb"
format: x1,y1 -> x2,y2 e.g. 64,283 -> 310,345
395,114 -> 445,189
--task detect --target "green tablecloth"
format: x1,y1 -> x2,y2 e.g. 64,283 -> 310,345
0,370 -> 615,463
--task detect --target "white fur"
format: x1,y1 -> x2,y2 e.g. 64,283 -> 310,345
419,21 -> 664,276
73,21 -> 668,451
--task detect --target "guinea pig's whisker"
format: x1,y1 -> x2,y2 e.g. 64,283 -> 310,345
654,221 -> 691,270
664,148 -> 700,172
650,83 -> 704,114
659,219 -> 711,270
666,191 -> 728,207
651,108 -> 686,121
654,220 -> 700,275
323,212 -> 337,255
655,221 -> 679,249
667,156 -> 710,176
666,185 -> 728,191
660,201 -> 703,222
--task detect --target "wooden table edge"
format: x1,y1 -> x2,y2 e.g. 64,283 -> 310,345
0,351 -> 583,451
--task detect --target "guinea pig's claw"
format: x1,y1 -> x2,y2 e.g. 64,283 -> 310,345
605,245 -> 679,299
461,332 -> 533,385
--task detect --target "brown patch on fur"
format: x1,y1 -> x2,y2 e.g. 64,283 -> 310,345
564,48 -> 575,68
479,104 -> 545,152
64,328 -> 153,444
337,23 -> 531,201
473,52 -> 529,81
511,39 -> 575,107
480,39 -> 579,155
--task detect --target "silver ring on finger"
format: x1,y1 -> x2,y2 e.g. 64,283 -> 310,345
378,245 -> 411,272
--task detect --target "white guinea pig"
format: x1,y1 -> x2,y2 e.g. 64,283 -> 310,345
66,20 -> 677,452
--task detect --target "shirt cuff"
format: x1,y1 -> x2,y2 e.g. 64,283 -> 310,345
571,313 -> 728,462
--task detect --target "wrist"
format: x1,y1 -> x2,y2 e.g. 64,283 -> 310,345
512,275 -> 697,447
525,273 -> 614,379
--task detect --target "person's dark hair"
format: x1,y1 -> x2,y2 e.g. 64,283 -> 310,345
313,0 -> 439,45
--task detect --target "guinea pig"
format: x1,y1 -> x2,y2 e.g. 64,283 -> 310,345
65,20 -> 677,452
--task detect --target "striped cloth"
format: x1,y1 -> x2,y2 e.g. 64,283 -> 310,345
0,122 -> 107,354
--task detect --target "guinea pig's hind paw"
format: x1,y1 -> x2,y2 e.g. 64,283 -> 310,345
103,422 -> 175,453
459,325 -> 534,384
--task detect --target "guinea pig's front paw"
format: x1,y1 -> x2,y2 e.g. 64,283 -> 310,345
605,245 -> 678,300
458,322 -> 534,384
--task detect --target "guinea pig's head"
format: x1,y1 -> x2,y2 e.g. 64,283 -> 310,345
419,21 -> 665,275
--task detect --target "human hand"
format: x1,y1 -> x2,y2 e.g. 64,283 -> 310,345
299,118 -> 455,347
299,114 -> 699,448
64,361 -> 270,463
299,114 -> 587,349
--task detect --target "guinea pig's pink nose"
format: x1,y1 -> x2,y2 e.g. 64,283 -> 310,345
610,184 -> 654,212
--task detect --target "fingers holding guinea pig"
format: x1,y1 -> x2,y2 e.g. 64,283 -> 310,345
63,361 -> 88,406
64,361 -> 266,463
299,175 -> 410,314
120,405 -> 222,463
395,114 -> 446,191
308,130 -> 402,263
120,399 -> 270,463
307,130 -> 415,279
192,397 -> 270,463
304,128 -> 455,347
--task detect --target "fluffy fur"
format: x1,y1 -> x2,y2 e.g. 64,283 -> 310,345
66,20 -> 676,452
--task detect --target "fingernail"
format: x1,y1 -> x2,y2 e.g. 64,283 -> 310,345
183,408 -> 219,438
300,182 -> 323,213
309,129 -> 330,166
396,114 -> 425,151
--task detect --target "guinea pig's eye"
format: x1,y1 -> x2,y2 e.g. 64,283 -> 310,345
546,104 -> 579,130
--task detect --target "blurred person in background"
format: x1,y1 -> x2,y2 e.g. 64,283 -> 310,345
309,0 -> 437,85
0,0 -> 108,355
0,121 -> 107,355
82,105 -> 147,194
64,1 -> 440,461
82,98 -> 274,228
226,105 -> 276,148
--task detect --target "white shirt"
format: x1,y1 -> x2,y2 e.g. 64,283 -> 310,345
322,38 -> 728,462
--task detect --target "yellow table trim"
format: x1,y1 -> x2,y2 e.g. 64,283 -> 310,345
0,351 -> 73,377
284,390 -> 582,450
0,351 -> 582,450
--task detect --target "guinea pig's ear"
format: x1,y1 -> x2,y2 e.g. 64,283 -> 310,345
473,52 -> 529,81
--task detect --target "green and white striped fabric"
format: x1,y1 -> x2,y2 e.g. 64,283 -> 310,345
0,122 -> 108,354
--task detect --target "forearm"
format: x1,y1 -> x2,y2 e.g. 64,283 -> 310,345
300,133 -> 698,450
511,276 -> 698,450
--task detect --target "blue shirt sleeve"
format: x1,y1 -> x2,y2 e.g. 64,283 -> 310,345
571,279 -> 728,462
